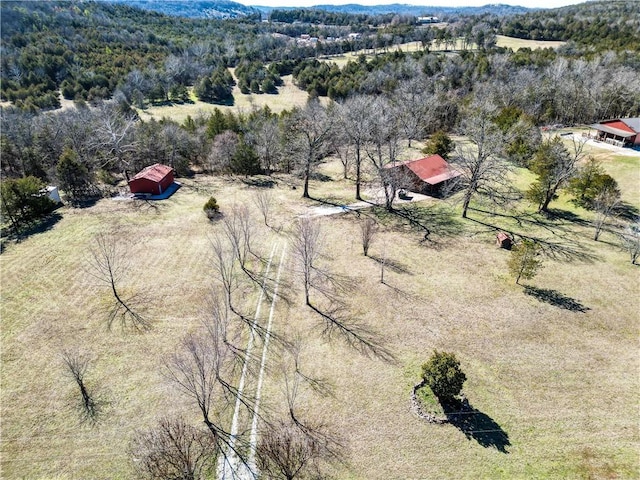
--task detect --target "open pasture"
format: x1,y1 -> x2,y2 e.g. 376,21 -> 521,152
136,73 -> 312,123
1,149 -> 638,479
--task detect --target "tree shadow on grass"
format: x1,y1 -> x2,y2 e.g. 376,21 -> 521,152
543,208 -> 590,227
1,212 -> 63,253
443,399 -> 511,453
616,202 -> 640,222
368,254 -> 413,275
307,301 -> 396,363
524,286 -> 590,312
242,176 -> 277,188
466,216 -> 599,264
366,203 -> 463,245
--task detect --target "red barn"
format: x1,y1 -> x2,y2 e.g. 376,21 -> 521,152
590,118 -> 640,147
128,164 -> 174,196
383,155 -> 461,197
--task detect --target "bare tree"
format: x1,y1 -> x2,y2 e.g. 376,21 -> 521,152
210,234 -> 238,310
621,223 -> 640,265
164,331 -> 252,466
592,188 -> 621,241
364,97 -> 404,211
161,122 -> 191,172
222,204 -> 254,272
450,100 -> 513,219
360,217 -> 377,257
130,416 -> 216,480
291,218 -> 322,306
390,77 -> 433,147
329,127 -> 352,180
253,190 -> 274,227
87,233 -> 151,332
61,349 -> 100,423
246,113 -> 282,175
256,349 -> 343,480
257,419 -> 330,480
285,100 -> 333,199
337,95 -> 374,201
291,220 -> 394,360
92,102 -> 138,175
208,131 -> 239,173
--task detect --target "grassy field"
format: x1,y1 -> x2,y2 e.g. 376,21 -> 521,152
135,34 -> 566,123
1,143 -> 639,479
495,35 -> 565,51
321,36 -> 565,68
136,72 -> 313,123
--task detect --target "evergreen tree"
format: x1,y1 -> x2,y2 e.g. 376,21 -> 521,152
508,239 -> 543,285
0,176 -> 56,233
231,140 -> 261,176
526,137 -> 579,214
421,351 -> 466,401
422,130 -> 455,159
57,147 -> 93,203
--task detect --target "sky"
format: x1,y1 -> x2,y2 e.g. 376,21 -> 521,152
244,0 -> 586,8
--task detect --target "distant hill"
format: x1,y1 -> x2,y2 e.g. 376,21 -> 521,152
104,0 -> 260,18
268,3 -> 532,16
104,1 -> 531,19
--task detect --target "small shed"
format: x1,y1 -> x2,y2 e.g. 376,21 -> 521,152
496,232 -> 513,250
128,164 -> 174,196
45,186 -> 62,204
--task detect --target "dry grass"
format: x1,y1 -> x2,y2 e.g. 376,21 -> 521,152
495,35 -> 566,51
322,36 -> 565,69
136,73 -> 313,124
1,148 -> 638,479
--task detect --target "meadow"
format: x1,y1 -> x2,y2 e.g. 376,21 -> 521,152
1,136 -> 638,479
136,73 -> 312,124
134,34 -> 566,122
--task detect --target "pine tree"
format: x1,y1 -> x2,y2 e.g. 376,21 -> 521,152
508,239 -> 543,285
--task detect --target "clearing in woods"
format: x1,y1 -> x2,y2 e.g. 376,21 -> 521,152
1,141 -> 638,479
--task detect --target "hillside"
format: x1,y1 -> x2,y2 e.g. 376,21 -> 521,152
105,0 -> 260,18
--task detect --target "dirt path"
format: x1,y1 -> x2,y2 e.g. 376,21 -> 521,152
302,189 -> 433,218
218,244 -> 277,480
247,244 -> 287,473
218,242 -> 286,480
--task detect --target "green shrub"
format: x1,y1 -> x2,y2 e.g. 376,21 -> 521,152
421,351 -> 466,401
203,197 -> 220,219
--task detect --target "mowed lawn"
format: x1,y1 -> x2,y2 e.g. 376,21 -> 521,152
1,149 -> 638,479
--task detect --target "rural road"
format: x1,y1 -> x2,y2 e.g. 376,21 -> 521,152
303,188 -> 433,217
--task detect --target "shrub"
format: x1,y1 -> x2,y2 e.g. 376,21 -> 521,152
421,350 -> 466,401
203,197 -> 220,219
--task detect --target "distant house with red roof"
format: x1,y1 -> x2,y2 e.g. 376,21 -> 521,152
383,154 -> 461,197
590,118 -> 640,147
128,163 -> 174,196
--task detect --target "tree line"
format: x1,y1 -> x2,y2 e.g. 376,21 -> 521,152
3,1 -> 638,112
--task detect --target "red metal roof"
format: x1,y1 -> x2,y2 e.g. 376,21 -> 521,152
387,155 -> 461,184
601,120 -> 635,134
130,163 -> 173,183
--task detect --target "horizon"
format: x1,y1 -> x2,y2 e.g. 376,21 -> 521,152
242,0 -> 586,8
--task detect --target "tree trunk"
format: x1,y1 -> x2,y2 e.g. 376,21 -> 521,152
303,160 -> 311,199
355,147 -> 362,201
461,191 -> 472,218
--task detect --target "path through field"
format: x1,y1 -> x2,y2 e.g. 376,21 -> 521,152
218,241 -> 287,480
